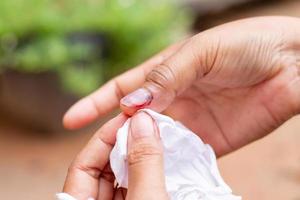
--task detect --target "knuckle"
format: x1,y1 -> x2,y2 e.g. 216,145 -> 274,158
67,160 -> 100,179
127,142 -> 162,166
190,33 -> 222,77
146,63 -> 176,92
67,162 -> 77,174
100,168 -> 115,183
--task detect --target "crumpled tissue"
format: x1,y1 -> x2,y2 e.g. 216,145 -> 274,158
110,109 -> 241,200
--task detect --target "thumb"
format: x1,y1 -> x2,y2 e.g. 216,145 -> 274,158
127,111 -> 168,200
120,39 -> 204,115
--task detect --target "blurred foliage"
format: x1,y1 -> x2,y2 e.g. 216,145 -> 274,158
0,0 -> 191,96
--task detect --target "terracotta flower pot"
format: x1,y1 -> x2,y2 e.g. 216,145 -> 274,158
0,70 -> 78,132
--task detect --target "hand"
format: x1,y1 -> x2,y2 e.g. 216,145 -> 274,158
63,112 -> 168,200
63,16 -> 300,156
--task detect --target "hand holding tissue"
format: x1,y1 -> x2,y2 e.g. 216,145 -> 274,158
110,109 -> 241,200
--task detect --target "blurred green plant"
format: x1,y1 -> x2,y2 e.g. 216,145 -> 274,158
0,0 -> 191,96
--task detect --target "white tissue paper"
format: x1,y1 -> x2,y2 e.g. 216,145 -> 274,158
110,109 -> 241,200
57,109 -> 241,200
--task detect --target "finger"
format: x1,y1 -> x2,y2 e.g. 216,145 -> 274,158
97,164 -> 115,200
63,113 -> 128,200
113,188 -> 126,200
120,36 -> 208,116
63,40 -> 188,130
126,111 -> 168,200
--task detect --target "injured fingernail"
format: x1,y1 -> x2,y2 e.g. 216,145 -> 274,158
120,88 -> 152,108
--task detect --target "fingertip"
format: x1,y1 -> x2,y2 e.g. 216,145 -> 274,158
99,112 -> 128,133
120,104 -> 138,116
96,112 -> 128,145
110,112 -> 129,125
129,111 -> 156,139
119,88 -> 153,116
63,98 -> 99,130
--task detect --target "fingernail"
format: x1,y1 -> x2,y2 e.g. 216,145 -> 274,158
120,88 -> 152,108
130,112 -> 155,138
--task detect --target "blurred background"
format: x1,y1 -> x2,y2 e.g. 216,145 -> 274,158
0,0 -> 300,199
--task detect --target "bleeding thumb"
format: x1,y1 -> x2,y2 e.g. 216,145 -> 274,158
120,40 -> 202,116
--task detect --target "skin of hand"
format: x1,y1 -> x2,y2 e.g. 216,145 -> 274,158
63,112 -> 168,200
63,16 -> 300,156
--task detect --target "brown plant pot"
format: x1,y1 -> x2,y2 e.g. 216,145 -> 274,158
0,70 -> 78,132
